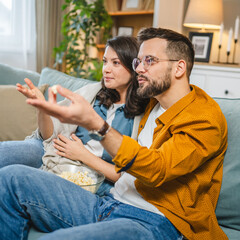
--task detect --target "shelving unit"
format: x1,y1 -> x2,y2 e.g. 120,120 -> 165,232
109,10 -> 154,37
97,0 -> 155,59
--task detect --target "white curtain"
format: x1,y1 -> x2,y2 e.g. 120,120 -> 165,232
0,0 -> 36,71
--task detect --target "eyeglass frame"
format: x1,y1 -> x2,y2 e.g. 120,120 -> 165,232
132,55 -> 179,71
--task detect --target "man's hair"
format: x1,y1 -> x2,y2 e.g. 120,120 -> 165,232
137,27 -> 195,78
97,36 -> 149,118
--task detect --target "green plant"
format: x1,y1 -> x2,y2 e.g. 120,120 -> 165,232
53,0 -> 113,81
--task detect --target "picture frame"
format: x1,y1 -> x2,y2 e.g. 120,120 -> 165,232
189,32 -> 213,62
118,27 -> 133,36
121,0 -> 143,11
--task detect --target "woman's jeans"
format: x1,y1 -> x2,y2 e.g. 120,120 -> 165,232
0,165 -> 182,240
0,138 -> 111,196
0,139 -> 43,168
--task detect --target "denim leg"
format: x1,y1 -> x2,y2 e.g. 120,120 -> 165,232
96,179 -> 114,196
39,218 -> 155,240
0,165 -> 182,240
0,165 -> 103,240
0,139 -> 44,168
39,199 -> 182,240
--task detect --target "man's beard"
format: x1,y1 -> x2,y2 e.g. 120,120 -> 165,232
137,71 -> 172,98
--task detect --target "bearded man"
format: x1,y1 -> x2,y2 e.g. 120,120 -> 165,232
0,28 -> 228,240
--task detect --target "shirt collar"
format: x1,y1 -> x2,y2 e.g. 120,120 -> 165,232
157,85 -> 196,125
146,85 -> 197,125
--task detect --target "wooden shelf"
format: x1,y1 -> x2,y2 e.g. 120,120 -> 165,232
106,8 -> 154,41
96,44 -> 106,49
108,10 -> 154,16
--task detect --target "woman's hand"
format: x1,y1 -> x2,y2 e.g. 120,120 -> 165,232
16,78 -> 45,101
53,134 -> 89,162
53,133 -> 121,182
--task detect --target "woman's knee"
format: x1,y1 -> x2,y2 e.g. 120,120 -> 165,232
0,139 -> 44,168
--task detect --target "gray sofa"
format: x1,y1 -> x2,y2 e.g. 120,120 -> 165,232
0,63 -> 94,141
0,63 -> 239,240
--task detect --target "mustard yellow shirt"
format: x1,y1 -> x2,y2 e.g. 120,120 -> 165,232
113,85 -> 228,240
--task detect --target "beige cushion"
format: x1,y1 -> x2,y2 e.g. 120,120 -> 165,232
0,84 -> 48,141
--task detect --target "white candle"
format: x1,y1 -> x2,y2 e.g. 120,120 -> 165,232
227,28 -> 233,52
234,16 -> 239,40
219,23 -> 224,45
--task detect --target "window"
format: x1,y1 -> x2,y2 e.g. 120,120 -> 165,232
0,0 -> 12,36
0,0 -> 35,52
0,0 -> 36,70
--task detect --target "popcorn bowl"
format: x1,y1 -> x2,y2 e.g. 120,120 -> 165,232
58,164 -> 105,193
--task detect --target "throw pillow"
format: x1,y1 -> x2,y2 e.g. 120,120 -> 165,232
0,63 -> 40,86
0,84 -> 48,141
38,67 -> 96,101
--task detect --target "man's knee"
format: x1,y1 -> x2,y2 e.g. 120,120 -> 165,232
0,165 -> 31,182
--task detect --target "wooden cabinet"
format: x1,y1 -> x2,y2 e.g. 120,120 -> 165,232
190,64 -> 240,98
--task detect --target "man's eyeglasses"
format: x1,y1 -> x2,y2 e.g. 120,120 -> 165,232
132,55 -> 179,71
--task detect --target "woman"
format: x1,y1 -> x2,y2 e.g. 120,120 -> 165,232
2,36 -> 149,195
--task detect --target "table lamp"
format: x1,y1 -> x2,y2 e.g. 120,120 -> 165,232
183,0 -> 223,30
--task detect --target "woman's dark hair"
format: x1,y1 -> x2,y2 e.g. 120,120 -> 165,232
137,27 -> 195,78
96,36 -> 149,118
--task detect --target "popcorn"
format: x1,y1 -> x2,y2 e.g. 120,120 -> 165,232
51,85 -> 58,94
59,171 -> 97,193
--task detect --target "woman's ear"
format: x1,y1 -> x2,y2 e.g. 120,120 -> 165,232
175,60 -> 186,78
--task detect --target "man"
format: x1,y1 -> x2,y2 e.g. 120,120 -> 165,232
0,28 -> 228,240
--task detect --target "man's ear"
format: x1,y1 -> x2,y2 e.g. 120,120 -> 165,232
175,60 -> 186,78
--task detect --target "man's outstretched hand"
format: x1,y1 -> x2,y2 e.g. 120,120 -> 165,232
27,85 -> 104,131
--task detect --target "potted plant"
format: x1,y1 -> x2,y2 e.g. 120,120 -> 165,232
54,0 -> 113,81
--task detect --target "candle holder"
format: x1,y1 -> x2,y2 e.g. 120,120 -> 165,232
231,39 -> 239,65
226,51 -> 230,64
213,44 -> 222,63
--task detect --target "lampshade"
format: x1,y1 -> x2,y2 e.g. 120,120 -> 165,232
183,0 -> 223,29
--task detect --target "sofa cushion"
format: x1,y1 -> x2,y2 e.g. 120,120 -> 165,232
0,63 -> 40,86
0,84 -> 48,141
38,67 -> 96,101
220,226 -> 240,240
214,98 -> 240,238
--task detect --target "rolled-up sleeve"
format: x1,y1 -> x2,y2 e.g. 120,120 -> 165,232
113,135 -> 141,172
